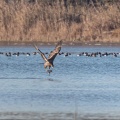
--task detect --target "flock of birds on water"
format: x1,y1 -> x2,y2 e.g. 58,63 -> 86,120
0,51 -> 120,57
0,40 -> 120,75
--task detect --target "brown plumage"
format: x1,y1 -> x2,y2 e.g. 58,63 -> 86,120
34,40 -> 62,69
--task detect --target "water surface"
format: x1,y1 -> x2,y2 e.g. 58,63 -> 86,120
0,45 -> 120,118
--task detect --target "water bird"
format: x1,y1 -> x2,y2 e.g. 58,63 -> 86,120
45,52 -> 48,54
0,52 -> 3,54
64,53 -> 69,57
77,54 -> 81,56
33,52 -> 37,55
113,53 -> 117,57
61,52 -> 64,54
34,40 -> 62,73
59,52 -> 64,55
68,52 -> 71,55
91,53 -> 97,57
5,52 -> 11,57
12,52 -> 20,56
26,53 -> 30,56
58,53 -> 62,55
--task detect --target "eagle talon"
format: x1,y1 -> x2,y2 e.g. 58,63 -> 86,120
46,69 -> 52,75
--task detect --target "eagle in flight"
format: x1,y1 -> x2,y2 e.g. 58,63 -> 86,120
34,40 -> 62,74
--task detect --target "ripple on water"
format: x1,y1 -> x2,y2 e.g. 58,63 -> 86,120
0,46 -> 120,116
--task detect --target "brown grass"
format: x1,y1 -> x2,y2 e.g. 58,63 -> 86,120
0,0 -> 120,43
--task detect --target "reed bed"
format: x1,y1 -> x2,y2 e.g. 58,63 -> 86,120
0,0 -> 120,43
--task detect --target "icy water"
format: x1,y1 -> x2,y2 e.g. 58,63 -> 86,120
0,45 -> 120,119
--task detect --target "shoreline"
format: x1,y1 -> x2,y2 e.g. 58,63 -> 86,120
0,111 -> 119,120
0,41 -> 120,47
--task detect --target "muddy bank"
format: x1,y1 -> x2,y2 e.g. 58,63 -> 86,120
0,41 -> 120,47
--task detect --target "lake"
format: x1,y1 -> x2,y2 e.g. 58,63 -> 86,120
0,45 -> 120,119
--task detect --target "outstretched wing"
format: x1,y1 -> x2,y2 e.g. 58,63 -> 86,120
33,44 -> 48,62
48,40 -> 62,62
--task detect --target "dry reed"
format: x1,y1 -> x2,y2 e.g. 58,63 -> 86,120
0,0 -> 120,43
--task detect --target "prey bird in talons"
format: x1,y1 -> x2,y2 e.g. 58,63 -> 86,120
34,40 -> 62,74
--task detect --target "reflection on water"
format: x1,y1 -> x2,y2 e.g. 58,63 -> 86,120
0,46 -> 120,118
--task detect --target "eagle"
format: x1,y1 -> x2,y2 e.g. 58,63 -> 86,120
34,40 -> 62,73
